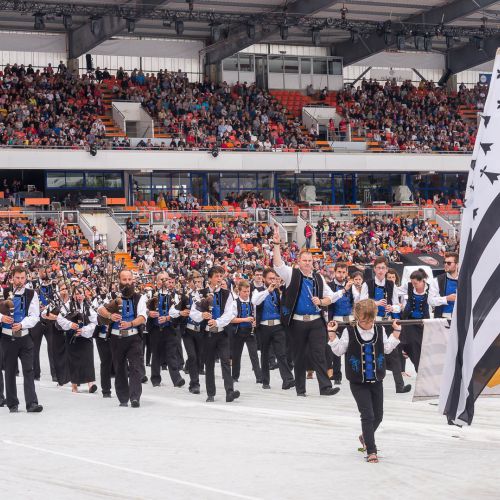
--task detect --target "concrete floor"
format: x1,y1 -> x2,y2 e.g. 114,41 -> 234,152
0,341 -> 498,500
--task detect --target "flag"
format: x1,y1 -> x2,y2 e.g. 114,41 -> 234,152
438,49 -> 500,425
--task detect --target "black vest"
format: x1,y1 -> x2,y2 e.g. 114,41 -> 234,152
345,325 -> 386,383
198,287 -> 230,329
366,279 -> 394,305
255,286 -> 281,327
281,268 -> 324,326
235,298 -> 253,334
402,283 -> 430,320
433,273 -> 457,318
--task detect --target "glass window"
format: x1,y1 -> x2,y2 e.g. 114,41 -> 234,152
239,173 -> 257,190
65,172 -> 84,188
223,56 -> 238,71
85,173 -> 104,188
47,172 -> 65,189
220,174 -> 238,191
103,173 -> 123,188
152,175 -> 170,190
268,55 -> 283,73
284,57 -> 299,74
239,54 -> 254,72
300,58 -> 311,75
313,58 -> 328,75
257,173 -> 272,189
328,59 -> 342,75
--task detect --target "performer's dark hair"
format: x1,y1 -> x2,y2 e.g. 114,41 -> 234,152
373,256 -> 388,267
263,267 -> 276,279
410,268 -> 428,281
386,268 -> 401,286
208,266 -> 225,278
334,261 -> 348,270
12,265 -> 26,275
444,251 -> 459,263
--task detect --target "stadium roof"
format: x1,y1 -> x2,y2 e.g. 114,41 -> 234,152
0,0 -> 499,73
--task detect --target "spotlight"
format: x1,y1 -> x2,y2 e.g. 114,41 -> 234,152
446,35 -> 454,49
163,18 -> 171,28
126,19 -> 135,33
414,35 -> 424,51
34,13 -> 45,31
474,36 -> 484,50
340,5 -> 348,21
89,144 -> 97,157
312,28 -> 321,46
210,23 -> 221,42
63,14 -> 72,29
350,30 -> 359,43
384,32 -> 393,45
247,24 -> 255,39
175,19 -> 184,35
280,24 -> 289,41
211,146 -> 219,158
396,34 -> 405,50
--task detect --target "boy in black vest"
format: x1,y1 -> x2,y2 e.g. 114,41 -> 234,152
230,280 -> 262,384
328,299 -> 402,463
190,266 -> 240,403
0,266 -> 43,413
431,251 -> 458,319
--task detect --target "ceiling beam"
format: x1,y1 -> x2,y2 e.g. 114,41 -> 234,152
446,37 -> 499,74
204,0 -> 339,65
68,0 -> 169,60
332,0 -> 499,66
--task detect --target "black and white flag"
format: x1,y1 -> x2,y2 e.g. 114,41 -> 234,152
439,50 -> 500,425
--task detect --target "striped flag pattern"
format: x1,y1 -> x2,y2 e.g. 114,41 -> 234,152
438,49 -> 500,425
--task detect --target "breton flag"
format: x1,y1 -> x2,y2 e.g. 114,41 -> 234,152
439,49 -> 500,425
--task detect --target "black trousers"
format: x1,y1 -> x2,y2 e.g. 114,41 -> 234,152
203,331 -> 233,397
288,318 -> 332,394
182,328 -> 204,388
142,331 -> 152,366
0,340 -> 5,401
96,337 -> 113,395
231,329 -> 262,382
401,324 -> 423,372
1,334 -> 38,409
31,320 -> 56,380
150,326 -> 183,386
258,324 -> 294,386
51,329 -> 70,385
109,334 -> 144,404
350,380 -> 384,455
326,328 -> 344,381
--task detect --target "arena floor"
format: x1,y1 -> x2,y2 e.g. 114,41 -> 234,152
0,342 -> 498,500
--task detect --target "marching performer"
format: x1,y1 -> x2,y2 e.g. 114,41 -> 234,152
230,280 -> 262,384
93,289 -> 114,398
328,299 -> 402,463
56,286 -> 98,393
272,229 -> 341,397
51,280 -> 71,386
97,270 -> 147,408
252,268 -> 295,390
190,266 -> 240,403
0,266 -> 43,413
432,252 -> 459,319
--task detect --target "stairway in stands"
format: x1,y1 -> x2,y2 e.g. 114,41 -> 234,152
67,223 -> 91,251
457,105 -> 478,127
97,82 -> 127,139
114,252 -> 138,271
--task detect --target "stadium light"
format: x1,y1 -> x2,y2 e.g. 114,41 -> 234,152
279,24 -> 289,40
246,23 -> 256,39
126,19 -> 135,33
312,28 -> 321,46
175,19 -> 184,35
63,14 -> 72,29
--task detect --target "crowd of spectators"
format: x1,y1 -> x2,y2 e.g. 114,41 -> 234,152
314,215 -> 457,265
0,62 -> 106,148
336,78 -> 486,153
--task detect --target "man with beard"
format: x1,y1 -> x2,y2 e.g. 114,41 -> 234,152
97,270 -> 147,408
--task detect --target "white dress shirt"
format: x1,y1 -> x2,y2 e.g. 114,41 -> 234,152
329,325 -> 400,357
56,301 -> 97,339
360,277 -> 399,306
189,288 -> 234,329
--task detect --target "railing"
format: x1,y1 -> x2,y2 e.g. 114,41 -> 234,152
78,214 -> 96,249
308,205 -> 428,222
269,207 -> 297,223
112,105 -> 126,135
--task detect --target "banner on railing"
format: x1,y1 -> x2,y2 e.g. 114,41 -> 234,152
62,211 -> 79,224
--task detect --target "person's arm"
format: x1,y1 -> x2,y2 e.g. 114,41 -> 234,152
321,278 -> 343,306
229,301 -> 241,324
20,291 -> 40,330
216,293 -> 234,329
383,323 -> 401,354
189,301 -> 204,323
80,307 -> 98,338
56,312 -> 73,331
359,282 -> 369,300
327,323 -> 349,356
251,288 -> 269,306
428,278 -> 450,307
130,295 -> 147,326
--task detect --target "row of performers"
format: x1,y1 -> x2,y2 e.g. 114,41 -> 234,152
0,248 -> 458,413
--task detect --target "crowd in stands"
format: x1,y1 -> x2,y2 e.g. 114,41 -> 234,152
112,69 -> 318,151
0,62 -> 105,148
336,78 -> 486,152
314,215 -> 456,265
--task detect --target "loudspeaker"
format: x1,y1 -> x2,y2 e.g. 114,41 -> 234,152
85,54 -> 93,71
438,69 -> 452,87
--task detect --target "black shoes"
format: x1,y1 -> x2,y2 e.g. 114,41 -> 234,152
175,379 -> 186,388
206,396 -> 214,402
141,375 -> 149,384
396,384 -> 412,393
232,377 -> 239,383
119,402 -> 128,407
161,364 -> 167,371
89,384 -> 98,394
296,392 -> 307,397
9,405 -> 19,413
320,387 -> 340,396
256,379 -> 262,384
131,400 -> 140,408
52,376 -> 58,383
282,380 -> 295,390
102,392 -> 112,398
152,383 -> 161,387
334,379 -> 342,386
269,361 -> 278,370
262,384 -> 271,389
226,390 -> 240,403
27,403 -> 43,413
189,386 -> 200,394
0,398 -> 6,407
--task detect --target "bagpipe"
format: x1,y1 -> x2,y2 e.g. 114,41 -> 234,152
97,292 -> 122,326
